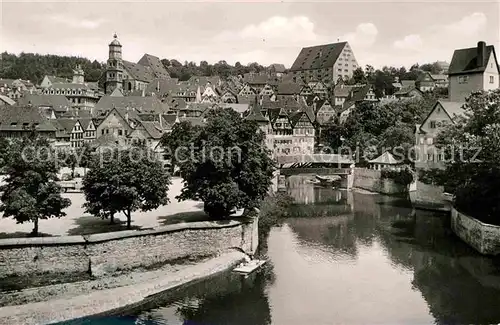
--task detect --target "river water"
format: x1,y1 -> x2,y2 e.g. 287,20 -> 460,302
79,176 -> 500,324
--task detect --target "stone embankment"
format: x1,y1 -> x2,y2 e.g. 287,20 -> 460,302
0,216 -> 259,324
0,217 -> 258,281
0,251 -> 246,325
352,168 -> 407,196
451,207 -> 500,256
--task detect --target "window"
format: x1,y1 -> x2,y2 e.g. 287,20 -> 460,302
458,76 -> 469,84
490,76 -> 495,84
419,137 -> 424,145
430,121 -> 436,128
118,129 -> 123,136
427,137 -> 433,145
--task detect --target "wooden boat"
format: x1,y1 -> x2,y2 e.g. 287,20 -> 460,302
233,259 -> 267,275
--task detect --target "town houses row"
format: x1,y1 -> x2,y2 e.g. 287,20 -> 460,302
0,36 -> 498,164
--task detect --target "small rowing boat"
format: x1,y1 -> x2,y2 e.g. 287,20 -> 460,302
233,259 -> 267,275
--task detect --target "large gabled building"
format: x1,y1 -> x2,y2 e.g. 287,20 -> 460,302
290,41 -> 359,86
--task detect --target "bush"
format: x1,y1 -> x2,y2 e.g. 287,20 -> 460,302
380,166 -> 415,186
257,192 -> 294,255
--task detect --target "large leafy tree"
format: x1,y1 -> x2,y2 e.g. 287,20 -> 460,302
82,146 -> 171,228
177,108 -> 275,219
160,121 -> 202,173
0,137 -> 11,172
0,138 -> 71,236
421,90 -> 500,224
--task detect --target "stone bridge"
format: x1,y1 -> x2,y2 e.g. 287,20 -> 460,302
276,154 -> 355,189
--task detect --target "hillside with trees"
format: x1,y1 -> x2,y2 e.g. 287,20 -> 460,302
1,51 -> 446,87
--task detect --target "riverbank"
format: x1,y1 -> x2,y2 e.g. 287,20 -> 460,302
0,251 -> 246,325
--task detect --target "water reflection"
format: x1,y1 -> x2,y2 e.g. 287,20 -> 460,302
112,175 -> 500,324
133,269 -> 273,325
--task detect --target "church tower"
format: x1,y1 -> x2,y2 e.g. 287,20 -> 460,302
72,64 -> 85,84
105,33 -> 123,94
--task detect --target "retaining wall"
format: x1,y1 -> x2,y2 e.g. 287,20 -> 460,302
451,208 -> 500,256
353,168 -> 406,195
409,180 -> 450,211
0,217 -> 258,281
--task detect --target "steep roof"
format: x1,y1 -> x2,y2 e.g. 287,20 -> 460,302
47,76 -> 71,84
0,106 -> 56,132
188,76 -> 222,86
277,82 -> 301,95
268,63 -> 286,73
137,54 -> 170,80
56,118 -> 79,133
245,102 -> 269,123
395,87 -> 423,96
440,101 -> 466,119
123,60 -> 155,82
238,94 -> 257,104
145,78 -> 180,97
78,118 -> 94,130
243,74 -> 271,85
448,44 -> 498,75
290,42 -> 347,71
219,103 -> 250,115
400,80 -> 416,88
418,100 -> 465,133
369,151 -> 400,165
430,74 -> 448,81
334,85 -> 353,98
350,85 -> 372,101
140,120 -> 163,139
17,94 -> 71,112
95,95 -> 167,114
0,95 -> 15,105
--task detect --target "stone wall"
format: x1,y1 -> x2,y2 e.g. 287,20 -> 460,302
409,179 -> 450,211
451,207 -> 500,256
0,217 -> 258,281
353,168 -> 406,195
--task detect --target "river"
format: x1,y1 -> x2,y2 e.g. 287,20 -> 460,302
75,176 -> 500,324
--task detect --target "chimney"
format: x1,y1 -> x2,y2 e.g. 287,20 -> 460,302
125,112 -> 129,123
158,113 -> 163,129
477,41 -> 487,67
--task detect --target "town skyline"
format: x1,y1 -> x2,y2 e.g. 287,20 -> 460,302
2,0 -> 499,68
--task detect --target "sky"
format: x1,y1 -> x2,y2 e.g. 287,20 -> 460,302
1,0 -> 500,69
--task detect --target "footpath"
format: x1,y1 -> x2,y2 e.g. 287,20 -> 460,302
0,251 -> 245,325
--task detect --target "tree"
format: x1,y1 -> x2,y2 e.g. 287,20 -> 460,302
82,146 -> 171,228
421,90 -> 500,224
177,108 -> 275,219
319,122 -> 347,151
352,67 -> 366,84
0,137 -> 11,172
160,121 -> 202,173
0,138 -> 71,236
